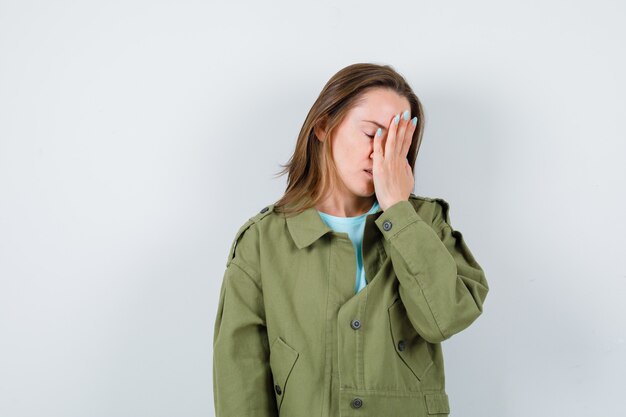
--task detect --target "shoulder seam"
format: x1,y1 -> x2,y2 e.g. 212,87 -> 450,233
408,194 -> 452,227
225,203 -> 274,268
432,197 -> 451,226
228,258 -> 262,294
409,193 -> 436,202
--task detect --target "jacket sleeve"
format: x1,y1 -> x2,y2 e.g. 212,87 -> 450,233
212,223 -> 278,417
374,198 -> 489,343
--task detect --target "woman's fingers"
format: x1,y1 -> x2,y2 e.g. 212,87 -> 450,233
399,113 -> 417,159
395,110 -> 410,158
384,113 -> 400,159
381,110 -> 416,162
373,126 -> 384,168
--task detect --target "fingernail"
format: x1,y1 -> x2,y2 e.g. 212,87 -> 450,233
411,116 -> 417,126
376,127 -> 382,137
403,110 -> 409,120
394,114 -> 400,124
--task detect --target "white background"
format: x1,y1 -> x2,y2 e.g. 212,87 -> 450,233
1,1 -> 625,416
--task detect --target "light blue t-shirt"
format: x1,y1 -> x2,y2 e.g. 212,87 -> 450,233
317,200 -> 380,294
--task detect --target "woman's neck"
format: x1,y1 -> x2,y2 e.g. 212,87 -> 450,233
315,194 -> 377,217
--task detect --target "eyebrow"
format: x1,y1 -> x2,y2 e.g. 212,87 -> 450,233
362,120 -> 387,130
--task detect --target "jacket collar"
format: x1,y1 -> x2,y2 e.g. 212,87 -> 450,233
285,202 -> 383,249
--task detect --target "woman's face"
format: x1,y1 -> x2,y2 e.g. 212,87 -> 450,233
317,87 -> 411,201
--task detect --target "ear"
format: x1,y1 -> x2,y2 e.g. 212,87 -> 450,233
314,119 -> 328,143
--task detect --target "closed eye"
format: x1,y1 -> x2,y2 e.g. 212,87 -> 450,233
364,132 -> 375,139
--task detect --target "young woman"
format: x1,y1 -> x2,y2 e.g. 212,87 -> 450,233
212,63 -> 489,417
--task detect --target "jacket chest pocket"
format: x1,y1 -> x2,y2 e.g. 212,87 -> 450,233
269,336 -> 299,413
388,298 -> 434,382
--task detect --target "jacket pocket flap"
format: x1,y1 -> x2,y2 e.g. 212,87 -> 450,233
388,299 -> 434,381
424,392 -> 450,414
269,336 -> 299,411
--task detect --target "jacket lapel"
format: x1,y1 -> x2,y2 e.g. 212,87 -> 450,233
285,206 -> 333,249
286,204 -> 384,249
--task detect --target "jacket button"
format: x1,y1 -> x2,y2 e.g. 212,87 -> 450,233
397,340 -> 405,351
275,384 -> 282,395
260,206 -> 269,213
382,220 -> 392,231
351,319 -> 361,330
351,397 -> 363,408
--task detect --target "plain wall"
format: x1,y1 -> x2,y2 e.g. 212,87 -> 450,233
1,0 -> 625,416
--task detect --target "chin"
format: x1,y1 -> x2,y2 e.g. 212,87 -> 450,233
350,185 -> 375,197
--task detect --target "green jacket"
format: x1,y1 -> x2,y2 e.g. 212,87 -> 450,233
212,194 -> 489,416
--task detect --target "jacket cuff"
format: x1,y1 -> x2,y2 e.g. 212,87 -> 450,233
375,200 -> 424,239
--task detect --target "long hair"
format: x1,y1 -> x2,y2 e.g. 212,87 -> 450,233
272,63 -> 425,217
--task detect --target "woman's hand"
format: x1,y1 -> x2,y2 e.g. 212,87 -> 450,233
372,109 -> 417,211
